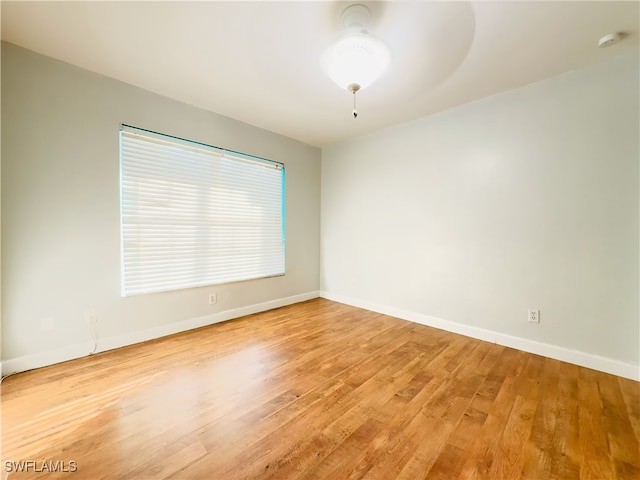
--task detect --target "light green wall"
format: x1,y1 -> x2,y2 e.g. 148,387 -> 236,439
321,52 -> 639,370
1,42 -> 321,364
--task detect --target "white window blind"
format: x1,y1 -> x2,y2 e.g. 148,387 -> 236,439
119,125 -> 285,296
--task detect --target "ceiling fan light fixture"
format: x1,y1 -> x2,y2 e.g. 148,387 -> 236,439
325,4 -> 391,118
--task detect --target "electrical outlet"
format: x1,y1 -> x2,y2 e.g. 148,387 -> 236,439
40,317 -> 54,332
528,309 -> 540,324
208,293 -> 217,305
84,309 -> 98,325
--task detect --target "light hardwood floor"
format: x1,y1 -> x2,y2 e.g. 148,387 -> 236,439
2,299 -> 639,479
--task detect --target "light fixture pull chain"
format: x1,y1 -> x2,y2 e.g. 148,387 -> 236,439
352,91 -> 358,118
348,83 -> 360,119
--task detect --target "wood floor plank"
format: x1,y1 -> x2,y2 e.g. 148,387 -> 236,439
578,370 -> 614,479
617,376 -> 640,454
597,372 -> 640,479
2,298 -> 638,479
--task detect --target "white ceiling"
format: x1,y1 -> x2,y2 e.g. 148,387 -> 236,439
1,1 -> 638,147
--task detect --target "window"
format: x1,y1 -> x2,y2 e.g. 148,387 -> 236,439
119,125 -> 285,296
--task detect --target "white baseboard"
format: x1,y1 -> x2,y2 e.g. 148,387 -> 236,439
319,291 -> 640,381
1,291 -> 319,377
5,290 -> 637,382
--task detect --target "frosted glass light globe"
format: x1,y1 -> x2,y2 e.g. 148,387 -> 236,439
328,31 -> 391,91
